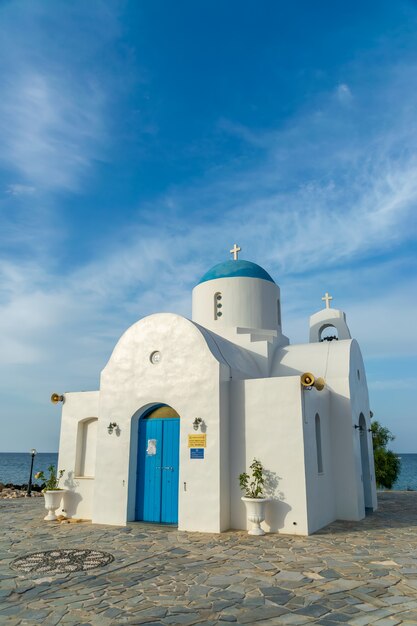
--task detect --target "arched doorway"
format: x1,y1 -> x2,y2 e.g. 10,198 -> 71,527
359,413 -> 372,509
135,405 -> 180,524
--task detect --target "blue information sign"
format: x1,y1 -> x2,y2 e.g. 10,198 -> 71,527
190,448 -> 204,459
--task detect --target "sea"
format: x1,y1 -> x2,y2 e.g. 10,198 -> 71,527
0,452 -> 59,486
1,451 -> 417,490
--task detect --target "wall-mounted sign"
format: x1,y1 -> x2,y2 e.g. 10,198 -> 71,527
188,434 -> 206,448
190,448 -> 204,459
146,439 -> 157,455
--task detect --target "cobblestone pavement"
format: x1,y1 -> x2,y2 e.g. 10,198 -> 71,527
2,493 -> 417,625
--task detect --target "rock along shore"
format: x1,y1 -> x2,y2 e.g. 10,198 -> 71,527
0,483 -> 43,499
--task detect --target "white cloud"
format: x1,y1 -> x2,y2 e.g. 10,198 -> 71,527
0,70 -> 106,192
6,184 -> 36,196
336,83 -> 353,104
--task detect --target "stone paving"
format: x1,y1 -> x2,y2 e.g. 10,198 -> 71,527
2,493 -> 417,625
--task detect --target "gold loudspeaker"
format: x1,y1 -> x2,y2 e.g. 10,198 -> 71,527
51,393 -> 64,404
301,372 -> 315,387
300,373 -> 326,391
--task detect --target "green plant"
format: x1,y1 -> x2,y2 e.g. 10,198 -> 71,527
34,465 -> 65,491
371,421 -> 401,489
239,458 -> 265,498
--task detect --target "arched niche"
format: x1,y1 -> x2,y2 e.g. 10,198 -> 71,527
75,417 -> 98,478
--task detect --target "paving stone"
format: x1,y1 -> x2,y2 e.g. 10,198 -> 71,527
161,613 -> 201,624
320,570 -> 341,579
294,604 -> 330,617
322,613 -> 352,622
234,606 -> 289,623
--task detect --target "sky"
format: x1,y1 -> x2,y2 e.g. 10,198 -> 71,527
0,0 -> 416,453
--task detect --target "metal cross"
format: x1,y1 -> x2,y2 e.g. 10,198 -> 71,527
322,292 -> 333,309
230,243 -> 241,260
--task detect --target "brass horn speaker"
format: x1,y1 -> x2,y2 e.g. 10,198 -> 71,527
50,393 -> 64,404
314,377 -> 326,391
301,372 -> 315,388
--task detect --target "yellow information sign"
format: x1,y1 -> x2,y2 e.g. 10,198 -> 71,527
188,434 -> 206,448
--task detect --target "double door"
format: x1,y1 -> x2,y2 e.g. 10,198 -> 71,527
136,417 -> 180,524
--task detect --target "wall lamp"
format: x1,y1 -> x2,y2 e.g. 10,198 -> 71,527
107,422 -> 119,435
193,417 -> 203,431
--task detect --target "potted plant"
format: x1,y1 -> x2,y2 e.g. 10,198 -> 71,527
239,458 -> 269,535
35,465 -> 65,521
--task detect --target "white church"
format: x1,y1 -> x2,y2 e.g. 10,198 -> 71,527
57,245 -> 377,535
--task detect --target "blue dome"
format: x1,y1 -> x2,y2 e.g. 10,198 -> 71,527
198,260 -> 275,285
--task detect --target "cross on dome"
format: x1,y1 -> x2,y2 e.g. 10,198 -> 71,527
230,243 -> 241,261
322,292 -> 333,309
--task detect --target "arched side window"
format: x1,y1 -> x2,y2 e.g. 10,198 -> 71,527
315,413 -> 324,474
214,292 -> 223,320
75,418 -> 98,477
277,299 -> 281,327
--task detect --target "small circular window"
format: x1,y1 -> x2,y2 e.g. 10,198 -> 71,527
150,351 -> 161,364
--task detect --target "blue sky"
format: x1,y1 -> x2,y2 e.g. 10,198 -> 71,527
0,0 -> 416,453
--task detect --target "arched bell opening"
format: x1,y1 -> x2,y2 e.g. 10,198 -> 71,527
128,403 -> 181,525
319,324 -> 339,342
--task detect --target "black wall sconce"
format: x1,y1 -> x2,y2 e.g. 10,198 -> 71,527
193,417 -> 203,431
107,422 -> 118,435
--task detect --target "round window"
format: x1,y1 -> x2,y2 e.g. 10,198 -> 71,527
150,351 -> 161,364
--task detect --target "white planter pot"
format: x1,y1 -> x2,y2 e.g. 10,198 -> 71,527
43,490 -> 64,521
241,497 -> 270,535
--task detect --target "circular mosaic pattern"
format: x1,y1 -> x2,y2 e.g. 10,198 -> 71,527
11,549 -> 114,574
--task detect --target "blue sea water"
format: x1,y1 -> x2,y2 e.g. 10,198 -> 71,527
392,453 -> 417,491
1,451 -> 417,489
0,452 -> 59,485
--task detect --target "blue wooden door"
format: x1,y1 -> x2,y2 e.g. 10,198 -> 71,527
136,417 -> 180,523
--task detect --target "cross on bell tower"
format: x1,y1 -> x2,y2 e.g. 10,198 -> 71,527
230,243 -> 241,261
321,292 -> 333,309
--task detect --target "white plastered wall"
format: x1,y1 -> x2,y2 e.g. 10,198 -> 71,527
92,313 -> 231,532
271,339 -> 377,524
230,376 -> 309,535
58,391 -> 99,520
301,388 -> 336,534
